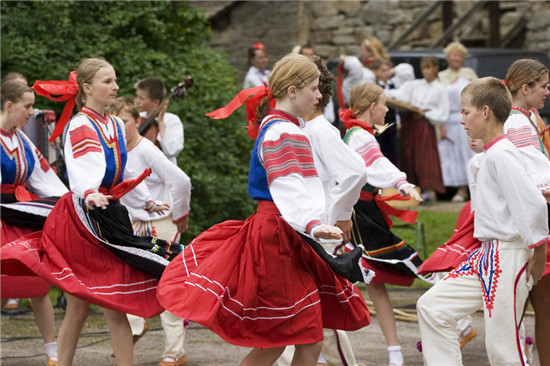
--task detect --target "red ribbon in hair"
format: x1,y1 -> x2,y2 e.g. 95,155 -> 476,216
32,71 -> 78,143
339,109 -> 374,136
359,190 -> 418,228
253,42 -> 266,50
205,86 -> 276,139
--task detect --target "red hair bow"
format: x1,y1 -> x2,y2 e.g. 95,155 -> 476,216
32,71 -> 78,142
339,108 -> 374,135
252,42 -> 266,50
205,86 -> 275,139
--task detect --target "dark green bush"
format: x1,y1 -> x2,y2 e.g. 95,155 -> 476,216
1,0 -> 256,242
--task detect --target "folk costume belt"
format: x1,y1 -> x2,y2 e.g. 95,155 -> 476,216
1,184 -> 38,202
359,190 -> 417,228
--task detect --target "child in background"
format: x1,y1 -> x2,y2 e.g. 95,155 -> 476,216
134,77 -> 184,165
108,97 -> 191,366
417,77 -> 548,365
243,42 -> 270,89
368,58 -> 401,165
386,55 -> 449,204
341,82 -> 427,366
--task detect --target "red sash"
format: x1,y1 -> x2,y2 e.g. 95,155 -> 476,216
359,190 -> 418,228
1,184 -> 38,202
98,168 -> 152,200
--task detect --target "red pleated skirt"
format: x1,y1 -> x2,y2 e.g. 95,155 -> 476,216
157,201 -> 370,348
1,193 -> 163,317
1,221 -> 50,298
399,115 -> 445,193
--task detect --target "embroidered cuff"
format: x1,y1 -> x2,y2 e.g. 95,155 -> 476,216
395,179 -> 413,191
529,236 -> 550,249
306,220 -> 322,237
83,190 -> 97,206
173,212 -> 189,224
145,200 -> 158,213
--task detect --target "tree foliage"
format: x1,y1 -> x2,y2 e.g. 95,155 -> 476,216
1,0 -> 256,242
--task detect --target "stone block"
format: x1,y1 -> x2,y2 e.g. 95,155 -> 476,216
333,34 -> 358,45
360,1 -> 389,24
335,1 -> 363,15
333,26 -> 354,36
315,14 -> 346,30
313,44 -> 334,59
312,30 -> 334,44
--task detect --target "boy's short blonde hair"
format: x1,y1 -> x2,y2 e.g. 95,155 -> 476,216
461,77 -> 512,123
107,96 -> 140,121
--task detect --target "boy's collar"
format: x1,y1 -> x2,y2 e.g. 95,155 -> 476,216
484,134 -> 507,151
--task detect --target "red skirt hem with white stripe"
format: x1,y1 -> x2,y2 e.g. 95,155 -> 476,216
157,200 -> 370,348
1,193 -> 163,317
1,222 -> 50,298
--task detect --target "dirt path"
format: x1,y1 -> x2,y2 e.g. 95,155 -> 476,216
1,288 -> 539,365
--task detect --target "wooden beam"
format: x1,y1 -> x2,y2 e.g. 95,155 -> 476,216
489,1 -> 500,47
430,0 -> 488,48
387,0 -> 443,50
442,0 -> 453,31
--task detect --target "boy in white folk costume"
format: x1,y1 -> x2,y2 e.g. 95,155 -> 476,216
417,77 -> 548,365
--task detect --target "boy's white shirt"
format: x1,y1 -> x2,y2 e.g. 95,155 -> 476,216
139,111 -> 184,165
468,138 -> 548,248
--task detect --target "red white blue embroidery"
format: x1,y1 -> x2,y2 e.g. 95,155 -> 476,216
446,239 -> 502,317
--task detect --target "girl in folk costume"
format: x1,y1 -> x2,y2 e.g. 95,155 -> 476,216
504,58 -> 550,365
0,81 -> 68,366
275,56 -> 369,366
157,54 -> 371,366
386,55 -> 450,204
0,58 -> 182,366
341,82 -> 433,366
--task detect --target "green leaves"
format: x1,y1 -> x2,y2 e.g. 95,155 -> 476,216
2,0 -> 256,242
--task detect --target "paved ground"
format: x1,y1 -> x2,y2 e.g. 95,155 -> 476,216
0,287 -> 539,366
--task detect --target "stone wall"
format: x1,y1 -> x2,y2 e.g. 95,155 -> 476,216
188,0 -> 550,83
